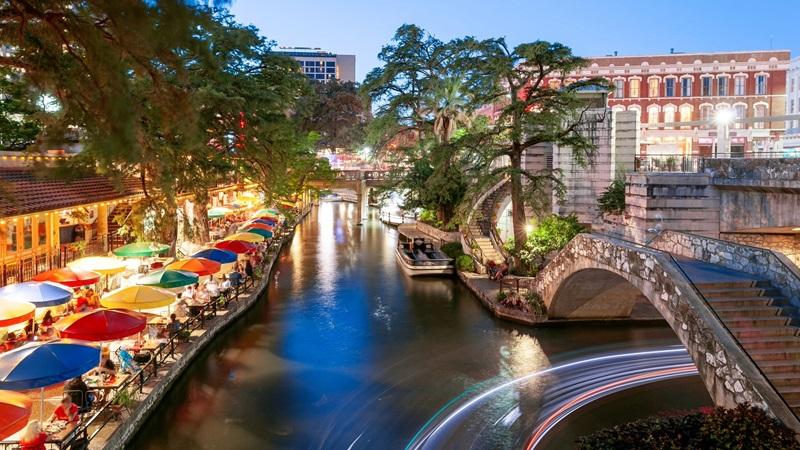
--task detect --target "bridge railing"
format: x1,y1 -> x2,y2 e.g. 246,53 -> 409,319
635,151 -> 800,173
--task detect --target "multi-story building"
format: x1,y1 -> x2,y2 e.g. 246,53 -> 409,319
785,57 -> 800,151
273,47 -> 356,83
568,50 -> 791,156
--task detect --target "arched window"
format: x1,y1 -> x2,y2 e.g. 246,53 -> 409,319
648,78 -> 659,97
647,105 -> 660,124
699,104 -> 714,128
663,105 -> 676,128
754,103 -> 767,129
679,105 -> 693,123
629,79 -> 640,98
733,104 -> 747,129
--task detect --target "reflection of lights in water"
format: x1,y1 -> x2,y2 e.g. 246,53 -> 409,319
406,347 -> 694,450
317,203 -> 337,297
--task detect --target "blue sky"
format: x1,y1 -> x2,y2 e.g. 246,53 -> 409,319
230,0 -> 799,82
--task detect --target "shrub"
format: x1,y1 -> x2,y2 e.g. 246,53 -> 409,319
418,209 -> 444,229
576,405 -> 798,450
597,176 -> 626,216
440,242 -> 464,259
525,291 -> 547,317
505,215 -> 585,275
456,254 -> 475,272
496,291 -> 508,302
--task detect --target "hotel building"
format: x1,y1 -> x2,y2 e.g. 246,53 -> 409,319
273,47 -> 356,83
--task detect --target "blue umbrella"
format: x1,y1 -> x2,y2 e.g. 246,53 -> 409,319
0,341 -> 99,391
192,248 -> 238,264
0,282 -> 73,308
252,218 -> 277,226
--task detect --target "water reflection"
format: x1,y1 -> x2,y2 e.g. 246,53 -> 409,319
131,203 -> 709,450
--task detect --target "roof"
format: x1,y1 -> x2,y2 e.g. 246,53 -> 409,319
586,50 -> 791,66
0,168 -> 141,218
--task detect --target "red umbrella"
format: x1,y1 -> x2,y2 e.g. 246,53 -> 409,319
53,308 -> 146,341
0,390 -> 32,440
166,258 -> 222,276
32,267 -> 100,288
243,222 -> 274,232
213,240 -> 256,254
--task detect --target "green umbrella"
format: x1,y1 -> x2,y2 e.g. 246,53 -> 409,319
136,269 -> 198,289
254,208 -> 280,217
208,207 -> 232,219
112,242 -> 170,258
242,227 -> 273,239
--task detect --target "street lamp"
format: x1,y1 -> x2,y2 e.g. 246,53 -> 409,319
714,109 -> 734,158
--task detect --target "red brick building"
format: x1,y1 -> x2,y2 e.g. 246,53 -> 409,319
570,50 -> 791,156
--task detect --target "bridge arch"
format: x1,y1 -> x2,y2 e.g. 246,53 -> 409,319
536,233 -> 800,430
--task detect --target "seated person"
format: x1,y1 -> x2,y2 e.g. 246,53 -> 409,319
220,275 -> 232,294
65,375 -> 93,412
228,268 -> 243,289
85,289 -> 100,309
486,260 -> 498,279
23,319 -> 35,340
174,299 -> 190,320
39,311 -> 55,336
19,420 -> 48,450
98,351 -> 117,376
4,331 -> 18,351
205,278 -> 220,298
49,396 -> 79,427
167,314 -> 182,339
74,294 -> 89,312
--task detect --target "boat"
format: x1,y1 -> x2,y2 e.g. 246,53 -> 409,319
320,193 -> 342,202
395,232 -> 454,276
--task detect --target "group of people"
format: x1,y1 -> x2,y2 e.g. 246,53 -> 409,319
486,260 -> 509,281
70,287 -> 100,313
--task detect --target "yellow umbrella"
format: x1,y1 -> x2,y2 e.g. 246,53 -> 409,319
223,232 -> 265,243
100,285 -> 176,310
67,256 -> 126,276
0,300 -> 35,327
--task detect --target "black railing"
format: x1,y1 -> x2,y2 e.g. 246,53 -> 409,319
636,151 -> 800,173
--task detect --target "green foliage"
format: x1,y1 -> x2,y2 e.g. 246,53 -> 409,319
0,68 -> 41,151
495,291 -> 508,302
440,242 -> 464,259
505,215 -> 585,274
525,291 -> 547,317
597,175 -> 626,216
576,405 -> 798,450
456,254 -> 475,272
295,80 -> 368,152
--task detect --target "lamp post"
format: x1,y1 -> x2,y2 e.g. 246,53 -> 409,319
714,109 -> 734,158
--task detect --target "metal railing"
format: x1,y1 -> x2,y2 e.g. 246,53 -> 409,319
635,151 -> 800,173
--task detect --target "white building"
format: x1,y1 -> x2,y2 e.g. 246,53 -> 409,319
785,57 -> 800,152
273,47 -> 356,83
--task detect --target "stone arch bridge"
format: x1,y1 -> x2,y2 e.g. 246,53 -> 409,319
536,232 -> 800,431
308,169 -> 391,222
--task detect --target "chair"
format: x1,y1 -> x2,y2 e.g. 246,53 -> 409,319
116,349 -> 139,374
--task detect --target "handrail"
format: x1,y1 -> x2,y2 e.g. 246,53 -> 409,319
462,177 -> 508,265
590,232 -> 798,420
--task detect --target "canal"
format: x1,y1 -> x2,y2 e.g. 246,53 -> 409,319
131,202 -> 710,450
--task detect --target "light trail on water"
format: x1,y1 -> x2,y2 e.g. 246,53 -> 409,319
406,346 -> 697,450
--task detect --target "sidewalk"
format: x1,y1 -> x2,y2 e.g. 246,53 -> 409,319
458,271 -> 542,326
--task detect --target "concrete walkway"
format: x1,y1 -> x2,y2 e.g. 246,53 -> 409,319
676,258 -> 764,285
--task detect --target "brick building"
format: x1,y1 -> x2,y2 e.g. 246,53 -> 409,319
568,50 -> 791,156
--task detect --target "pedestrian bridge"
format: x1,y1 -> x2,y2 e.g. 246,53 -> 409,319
536,231 -> 800,431
308,169 -> 392,222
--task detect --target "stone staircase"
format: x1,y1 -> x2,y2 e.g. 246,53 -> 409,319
684,263 -> 800,416
467,180 -> 510,264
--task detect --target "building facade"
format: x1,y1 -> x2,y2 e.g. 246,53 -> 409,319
273,47 -> 356,83
569,50 -> 790,156
785,57 -> 800,151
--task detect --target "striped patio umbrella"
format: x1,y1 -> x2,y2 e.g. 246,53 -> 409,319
112,242 -> 170,258
0,300 -> 35,328
137,269 -> 198,289
223,232 -> 265,243
0,282 -> 73,308
242,228 -> 273,239
32,267 -> 101,288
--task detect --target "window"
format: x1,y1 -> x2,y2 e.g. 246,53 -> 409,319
22,217 -> 31,250
681,77 -> 692,97
549,79 -> 562,89
325,61 -> 336,67
614,79 -> 624,98
680,105 -> 692,123
790,78 -> 795,93
791,99 -> 796,114
665,78 -> 676,97
647,105 -> 659,124
5,221 -> 16,254
734,76 -> 746,96
701,77 -> 713,96
718,77 -> 728,96
734,104 -> 746,129
629,79 -> 640,98
700,105 -> 713,127
37,218 -> 46,246
648,78 -> 659,97
754,104 -> 767,129
755,75 -> 767,95
663,105 -> 676,127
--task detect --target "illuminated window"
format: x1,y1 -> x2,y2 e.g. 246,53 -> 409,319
37,218 -> 46,246
6,221 -> 16,254
681,78 -> 692,97
680,105 -> 692,122
734,104 -> 746,129
755,75 -> 767,95
663,105 -> 676,127
629,79 -> 640,98
717,77 -> 728,96
734,76 -> 746,96
665,78 -> 676,97
754,104 -> 767,129
700,105 -> 713,127
614,79 -> 624,98
648,78 -> 659,97
22,217 -> 31,250
701,77 -> 713,96
647,105 -> 659,124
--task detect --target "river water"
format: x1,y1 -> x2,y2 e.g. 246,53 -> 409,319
131,202 -> 710,450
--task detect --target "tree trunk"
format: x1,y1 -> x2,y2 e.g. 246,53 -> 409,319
192,198 -> 210,244
510,145 -> 527,253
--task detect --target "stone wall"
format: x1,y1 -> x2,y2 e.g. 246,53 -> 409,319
722,233 -> 800,267
651,230 -> 800,308
535,233 -> 800,430
413,221 -> 461,243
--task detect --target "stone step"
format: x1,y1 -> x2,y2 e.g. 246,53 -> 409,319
764,372 -> 800,387
694,280 -> 768,290
748,347 -> 800,362
705,296 -> 791,308
700,287 -> 783,298
721,316 -> 791,328
739,335 -> 800,350
776,386 -> 800,404
713,306 -> 782,318
754,359 -> 800,374
729,326 -> 799,339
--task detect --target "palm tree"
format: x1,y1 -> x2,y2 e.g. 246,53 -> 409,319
428,78 -> 471,143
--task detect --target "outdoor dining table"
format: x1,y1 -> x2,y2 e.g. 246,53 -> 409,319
84,373 -> 129,403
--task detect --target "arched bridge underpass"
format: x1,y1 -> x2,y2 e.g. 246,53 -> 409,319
308,169 -> 391,222
536,233 -> 800,432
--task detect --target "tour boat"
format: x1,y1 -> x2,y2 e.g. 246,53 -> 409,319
320,193 -> 342,202
395,233 -> 455,276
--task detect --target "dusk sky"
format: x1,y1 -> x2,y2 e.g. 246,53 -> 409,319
230,0 -> 800,82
